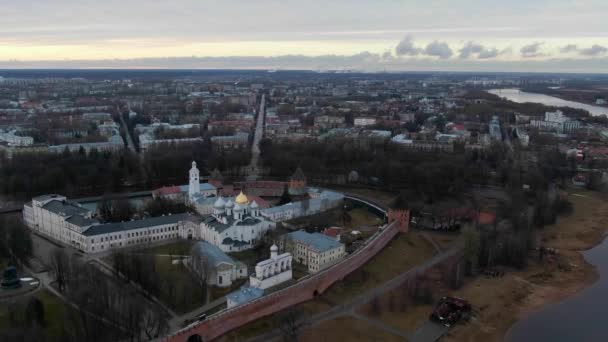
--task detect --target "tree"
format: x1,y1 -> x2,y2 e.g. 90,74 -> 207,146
276,308 -> 306,342
51,248 -> 70,292
462,225 -> 480,274
279,184 -> 292,205
0,217 -> 33,262
190,248 -> 208,301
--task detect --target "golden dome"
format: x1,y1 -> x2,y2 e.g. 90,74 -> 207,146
235,191 -> 249,205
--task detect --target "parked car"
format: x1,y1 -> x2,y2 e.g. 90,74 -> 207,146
429,296 -> 472,327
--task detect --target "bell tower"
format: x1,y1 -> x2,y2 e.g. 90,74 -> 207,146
189,161 -> 200,201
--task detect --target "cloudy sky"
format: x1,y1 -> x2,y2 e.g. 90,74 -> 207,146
2,0 -> 608,72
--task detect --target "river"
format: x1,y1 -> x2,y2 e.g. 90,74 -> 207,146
487,88 -> 608,117
506,237 -> 608,341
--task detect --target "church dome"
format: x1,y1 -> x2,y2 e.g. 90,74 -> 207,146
250,200 -> 259,209
234,203 -> 244,211
213,197 -> 226,208
235,191 -> 249,205
225,199 -> 234,208
270,244 -> 278,252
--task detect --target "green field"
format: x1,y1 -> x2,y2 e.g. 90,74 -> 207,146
138,240 -> 195,255
153,255 -> 207,314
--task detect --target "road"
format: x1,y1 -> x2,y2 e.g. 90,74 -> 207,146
247,243 -> 461,342
248,94 -> 266,177
118,105 -> 136,153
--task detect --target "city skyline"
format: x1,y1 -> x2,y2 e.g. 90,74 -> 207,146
2,0 -> 608,72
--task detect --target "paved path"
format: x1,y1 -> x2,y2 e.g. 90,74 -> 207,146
119,104 -> 137,153
409,321 -> 449,342
169,296 -> 227,331
248,94 -> 266,176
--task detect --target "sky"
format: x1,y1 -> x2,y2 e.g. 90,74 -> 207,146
1,0 -> 608,72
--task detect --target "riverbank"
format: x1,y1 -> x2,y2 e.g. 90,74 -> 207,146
443,189 -> 608,342
521,87 -> 608,109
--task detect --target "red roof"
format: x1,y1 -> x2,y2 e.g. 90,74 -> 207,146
323,227 -> 343,238
154,186 -> 182,196
246,195 -> 270,209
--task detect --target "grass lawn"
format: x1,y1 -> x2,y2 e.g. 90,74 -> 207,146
348,207 -> 384,229
137,240 -> 195,255
300,316 -> 404,342
153,255 -> 207,314
324,232 -> 436,304
228,248 -> 259,264
0,289 -> 122,341
329,186 -> 397,207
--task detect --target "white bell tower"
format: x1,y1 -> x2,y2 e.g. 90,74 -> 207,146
189,161 -> 200,201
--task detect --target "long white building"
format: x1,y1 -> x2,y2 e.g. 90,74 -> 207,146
24,194 -> 195,253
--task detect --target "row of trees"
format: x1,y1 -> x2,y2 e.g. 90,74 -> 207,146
0,140 -> 251,200
98,196 -> 189,223
260,137 -> 516,203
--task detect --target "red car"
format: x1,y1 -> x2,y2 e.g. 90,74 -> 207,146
429,297 -> 472,327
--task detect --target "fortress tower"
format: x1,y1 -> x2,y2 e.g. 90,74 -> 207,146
288,167 -> 307,195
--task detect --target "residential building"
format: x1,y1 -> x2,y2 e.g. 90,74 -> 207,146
283,230 -> 346,273
23,194 -> 194,253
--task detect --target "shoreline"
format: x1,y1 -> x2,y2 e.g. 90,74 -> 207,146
504,245 -> 601,340
444,190 -> 608,342
520,88 -> 608,109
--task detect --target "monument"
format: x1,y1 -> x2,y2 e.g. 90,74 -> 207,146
1,266 -> 22,289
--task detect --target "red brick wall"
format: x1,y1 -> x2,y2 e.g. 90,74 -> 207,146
165,221 -> 401,342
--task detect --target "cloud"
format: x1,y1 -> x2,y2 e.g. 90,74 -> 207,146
560,44 -> 578,53
580,44 -> 608,56
459,41 -> 502,59
520,42 -> 544,58
478,47 -> 500,59
458,42 -> 484,59
395,35 -> 420,56
424,41 -> 453,59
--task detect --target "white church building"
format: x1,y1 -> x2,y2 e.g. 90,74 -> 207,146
249,244 -> 293,290
186,192 -> 276,252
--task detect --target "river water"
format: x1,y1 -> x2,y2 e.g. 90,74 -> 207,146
487,88 -> 608,117
506,238 -> 608,342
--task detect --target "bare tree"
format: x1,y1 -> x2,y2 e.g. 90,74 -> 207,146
190,249 -> 208,292
51,248 -> 70,292
277,308 -> 306,342
142,305 -> 169,340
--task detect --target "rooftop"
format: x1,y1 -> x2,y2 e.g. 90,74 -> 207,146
287,230 -> 343,253
42,200 -> 91,217
227,286 -> 264,306
83,213 -> 194,236
191,241 -> 237,267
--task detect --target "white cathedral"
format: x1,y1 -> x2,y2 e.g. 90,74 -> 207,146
183,161 -> 276,252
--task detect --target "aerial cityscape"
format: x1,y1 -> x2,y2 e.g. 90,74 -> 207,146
1,1 -> 608,342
